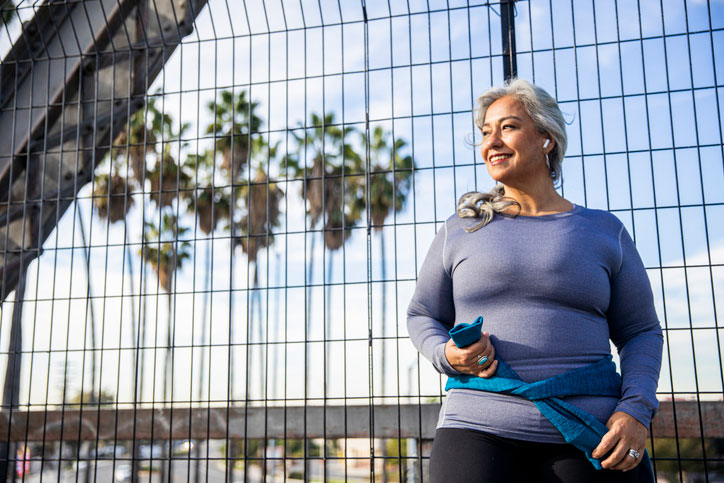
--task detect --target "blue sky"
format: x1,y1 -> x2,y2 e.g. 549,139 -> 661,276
0,0 -> 723,408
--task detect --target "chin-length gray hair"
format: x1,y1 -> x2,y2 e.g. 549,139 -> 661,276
458,78 -> 568,232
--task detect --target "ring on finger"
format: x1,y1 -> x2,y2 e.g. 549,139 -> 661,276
476,354 -> 488,365
627,449 -> 641,460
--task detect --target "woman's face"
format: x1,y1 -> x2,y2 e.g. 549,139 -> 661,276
480,95 -> 551,187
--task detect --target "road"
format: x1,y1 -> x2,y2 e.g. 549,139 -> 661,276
19,459 -> 372,482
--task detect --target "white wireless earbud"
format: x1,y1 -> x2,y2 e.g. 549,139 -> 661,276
543,139 -> 550,149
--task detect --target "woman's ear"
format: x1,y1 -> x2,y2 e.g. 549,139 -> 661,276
543,138 -> 555,153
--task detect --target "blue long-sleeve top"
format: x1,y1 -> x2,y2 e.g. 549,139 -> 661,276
406,205 -> 663,443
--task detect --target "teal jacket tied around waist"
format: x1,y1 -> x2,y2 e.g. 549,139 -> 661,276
447,316 -> 653,477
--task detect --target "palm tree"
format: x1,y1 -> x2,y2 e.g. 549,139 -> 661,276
147,106 -> 191,209
285,113 -> 361,330
148,150 -> 192,209
90,94 -> 190,482
234,164 -> 283,403
140,213 -> 191,483
180,149 -> 233,482
357,129 -> 414,369
357,127 -> 414,482
205,90 -> 262,179
75,204 -> 100,483
363,129 -> 414,231
286,113 -> 359,225
92,173 -> 135,223
93,114 -> 151,483
190,184 -> 231,236
89,129 -> 147,483
318,160 -> 365,385
142,214 -> 191,293
285,114 -> 364,479
112,98 -> 163,186
203,89 -> 277,479
236,169 -> 284,265
142,110 -> 192,467
95,97 -> 177,403
235,139 -> 284,266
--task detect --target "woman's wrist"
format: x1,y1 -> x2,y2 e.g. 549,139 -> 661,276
436,342 -> 462,376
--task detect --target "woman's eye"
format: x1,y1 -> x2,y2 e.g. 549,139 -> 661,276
503,124 -> 515,130
482,131 -> 490,137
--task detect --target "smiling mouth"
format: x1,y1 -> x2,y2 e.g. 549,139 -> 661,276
488,153 -> 512,164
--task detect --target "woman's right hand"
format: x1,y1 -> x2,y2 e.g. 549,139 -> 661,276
444,331 -> 498,378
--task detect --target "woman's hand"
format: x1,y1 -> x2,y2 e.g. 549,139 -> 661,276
444,331 -> 498,378
591,411 -> 648,471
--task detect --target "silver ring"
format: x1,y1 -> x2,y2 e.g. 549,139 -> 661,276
476,354 -> 488,365
628,449 -> 641,460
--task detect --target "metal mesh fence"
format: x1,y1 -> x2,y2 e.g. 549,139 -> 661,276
0,0 -> 722,481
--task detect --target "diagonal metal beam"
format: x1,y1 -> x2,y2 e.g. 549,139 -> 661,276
0,0 -> 208,301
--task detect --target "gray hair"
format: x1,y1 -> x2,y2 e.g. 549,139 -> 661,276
459,78 -> 567,232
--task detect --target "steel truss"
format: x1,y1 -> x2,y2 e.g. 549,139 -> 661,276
0,0 -> 207,301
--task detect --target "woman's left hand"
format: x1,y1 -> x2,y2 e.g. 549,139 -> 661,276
591,411 -> 648,471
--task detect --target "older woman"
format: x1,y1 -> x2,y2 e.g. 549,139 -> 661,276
407,78 -> 662,482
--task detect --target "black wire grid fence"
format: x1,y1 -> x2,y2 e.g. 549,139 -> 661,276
0,0 -> 722,481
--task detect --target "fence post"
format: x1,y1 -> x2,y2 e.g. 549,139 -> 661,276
500,0 -> 517,80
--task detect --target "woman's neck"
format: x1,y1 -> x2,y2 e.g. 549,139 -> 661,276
501,183 -> 573,217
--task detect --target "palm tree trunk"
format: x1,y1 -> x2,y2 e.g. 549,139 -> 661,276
380,228 -> 388,483
124,220 -> 142,483
236,263 -> 262,482
269,253 -> 281,479
134,227 -> 149,483
124,224 -> 137,400
306,229 -> 316,329
305,228 -> 316,417
161,289 -> 173,483
77,206 -> 98,396
254,264 -> 264,402
166,285 -> 174,405
0,272 -> 26,482
228,247 -> 236,483
194,240 -> 211,483
325,253 -> 333,396
303,228 -> 316,482
76,205 -> 97,483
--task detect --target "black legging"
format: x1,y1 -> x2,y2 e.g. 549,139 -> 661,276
430,428 -> 652,483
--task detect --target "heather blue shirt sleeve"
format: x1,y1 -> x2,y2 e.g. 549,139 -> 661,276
608,226 -> 664,427
407,221 -> 461,376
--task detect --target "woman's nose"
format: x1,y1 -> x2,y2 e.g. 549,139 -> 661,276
484,130 -> 502,148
